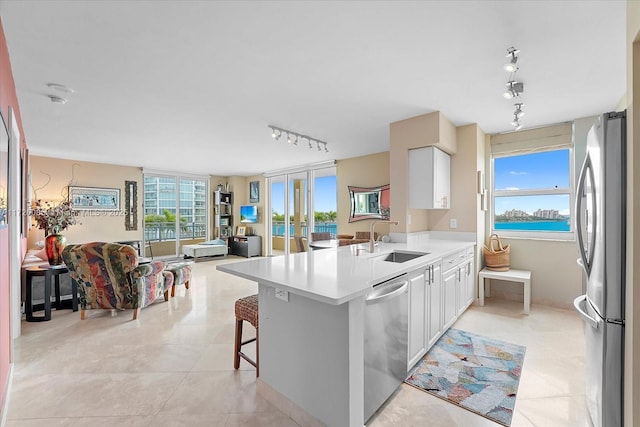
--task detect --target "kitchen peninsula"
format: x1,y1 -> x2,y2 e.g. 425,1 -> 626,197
217,236 -> 475,426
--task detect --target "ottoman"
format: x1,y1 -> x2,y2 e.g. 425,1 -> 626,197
165,262 -> 193,297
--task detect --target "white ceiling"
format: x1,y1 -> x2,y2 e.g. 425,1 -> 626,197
0,1 -> 627,176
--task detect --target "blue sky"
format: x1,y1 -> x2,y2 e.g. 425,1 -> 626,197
494,150 -> 571,215
271,175 -> 337,215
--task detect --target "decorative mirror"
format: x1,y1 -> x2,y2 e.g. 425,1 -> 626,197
348,184 -> 390,222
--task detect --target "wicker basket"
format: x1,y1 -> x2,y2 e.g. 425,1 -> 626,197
483,234 -> 511,271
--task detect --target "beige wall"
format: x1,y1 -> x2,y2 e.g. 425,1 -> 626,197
337,152 -> 391,238
429,124 -> 483,233
626,2 -> 640,425
28,156 -> 143,248
389,111 -> 458,233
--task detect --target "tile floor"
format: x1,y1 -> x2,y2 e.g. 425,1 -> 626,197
4,256 -> 592,426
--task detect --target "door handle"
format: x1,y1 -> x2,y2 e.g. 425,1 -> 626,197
366,281 -> 408,305
573,295 -> 599,329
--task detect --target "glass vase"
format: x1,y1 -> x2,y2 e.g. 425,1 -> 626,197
45,233 -> 67,266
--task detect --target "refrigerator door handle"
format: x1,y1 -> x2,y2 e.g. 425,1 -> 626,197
575,155 -> 596,276
573,294 -> 599,329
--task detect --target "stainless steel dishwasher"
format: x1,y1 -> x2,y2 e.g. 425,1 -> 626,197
364,274 -> 409,422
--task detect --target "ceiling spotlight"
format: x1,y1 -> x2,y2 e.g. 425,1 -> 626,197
293,135 -> 298,146
308,139 -> 313,149
287,133 -> 293,144
47,94 -> 68,104
504,47 -> 520,72
503,81 -> 524,99
513,103 -> 525,118
324,144 -> 329,153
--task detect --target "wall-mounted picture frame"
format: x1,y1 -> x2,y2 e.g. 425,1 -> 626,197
69,186 -> 120,210
477,171 -> 484,194
124,180 -> 137,230
249,180 -> 259,203
237,226 -> 246,236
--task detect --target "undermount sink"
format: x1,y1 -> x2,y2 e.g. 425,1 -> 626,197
377,250 -> 429,263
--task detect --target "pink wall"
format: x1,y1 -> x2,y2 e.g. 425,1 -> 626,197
0,17 -> 27,417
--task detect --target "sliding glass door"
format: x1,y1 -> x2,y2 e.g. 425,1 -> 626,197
143,173 -> 208,258
266,163 -> 336,256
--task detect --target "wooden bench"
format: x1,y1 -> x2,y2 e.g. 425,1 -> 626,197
478,267 -> 531,315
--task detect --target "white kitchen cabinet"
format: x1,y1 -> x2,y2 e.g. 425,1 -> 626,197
408,146 -> 451,209
407,267 -> 428,369
465,253 -> 475,308
426,262 -> 443,349
456,247 -> 476,316
442,265 -> 457,331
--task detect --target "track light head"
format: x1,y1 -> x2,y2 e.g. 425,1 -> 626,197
513,103 -> 525,118
503,81 -> 524,99
504,47 -> 520,72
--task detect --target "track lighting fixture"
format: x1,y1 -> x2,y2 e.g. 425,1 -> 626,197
503,46 -> 526,130
268,125 -> 329,153
504,47 -> 520,72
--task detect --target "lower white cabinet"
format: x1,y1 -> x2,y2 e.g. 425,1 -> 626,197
407,247 -> 475,372
426,262 -> 442,349
408,267 -> 428,368
456,249 -> 476,316
442,265 -> 458,330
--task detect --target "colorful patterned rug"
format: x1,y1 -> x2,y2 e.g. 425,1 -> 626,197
405,328 -> 526,426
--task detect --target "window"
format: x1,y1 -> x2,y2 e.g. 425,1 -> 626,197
492,148 -> 574,240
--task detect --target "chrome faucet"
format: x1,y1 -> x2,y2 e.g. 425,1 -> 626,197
368,219 -> 399,253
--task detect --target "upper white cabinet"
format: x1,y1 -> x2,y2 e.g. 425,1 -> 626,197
408,146 -> 451,209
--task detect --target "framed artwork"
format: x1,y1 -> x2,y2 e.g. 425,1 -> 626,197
237,226 -> 246,236
249,180 -> 259,203
69,186 -> 120,210
124,180 -> 137,230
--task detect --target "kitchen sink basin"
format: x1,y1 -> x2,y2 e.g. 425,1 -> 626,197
378,250 -> 429,263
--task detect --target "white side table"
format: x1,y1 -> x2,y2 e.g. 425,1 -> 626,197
478,267 -> 531,315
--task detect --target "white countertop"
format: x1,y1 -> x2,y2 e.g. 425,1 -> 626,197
217,239 -> 475,305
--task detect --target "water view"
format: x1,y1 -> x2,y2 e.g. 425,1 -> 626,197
494,220 -> 570,232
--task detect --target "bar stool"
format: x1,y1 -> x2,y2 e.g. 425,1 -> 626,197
234,294 -> 259,376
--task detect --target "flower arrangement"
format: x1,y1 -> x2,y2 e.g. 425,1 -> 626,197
31,199 -> 79,235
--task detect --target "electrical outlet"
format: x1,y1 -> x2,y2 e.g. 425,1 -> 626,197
275,288 -> 289,302
407,214 -> 412,225
450,218 -> 457,229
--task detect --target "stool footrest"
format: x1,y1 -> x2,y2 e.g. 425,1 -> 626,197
238,351 -> 257,368
241,337 -> 256,346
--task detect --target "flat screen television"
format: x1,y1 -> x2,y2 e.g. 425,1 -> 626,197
240,205 -> 258,223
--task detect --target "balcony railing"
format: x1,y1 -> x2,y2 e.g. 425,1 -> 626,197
271,221 -> 336,238
144,222 -> 206,242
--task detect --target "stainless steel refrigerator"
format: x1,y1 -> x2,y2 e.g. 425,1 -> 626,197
574,111 -> 626,427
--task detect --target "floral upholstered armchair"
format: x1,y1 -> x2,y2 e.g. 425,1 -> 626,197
62,242 -> 174,320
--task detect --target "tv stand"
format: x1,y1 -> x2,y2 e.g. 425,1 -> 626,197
229,235 -> 261,258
